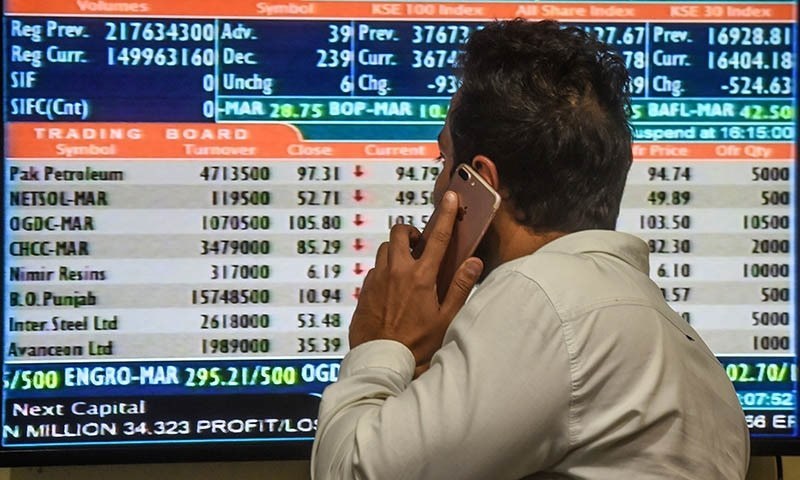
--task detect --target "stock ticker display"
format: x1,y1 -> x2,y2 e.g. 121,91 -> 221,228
1,0 -> 798,455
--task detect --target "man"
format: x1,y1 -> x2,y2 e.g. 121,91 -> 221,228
312,19 -> 749,479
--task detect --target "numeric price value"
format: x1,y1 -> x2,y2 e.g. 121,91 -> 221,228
396,166 -> 440,181
297,313 -> 342,328
298,337 -> 343,353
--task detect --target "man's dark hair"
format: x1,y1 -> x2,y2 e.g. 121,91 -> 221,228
450,19 -> 633,231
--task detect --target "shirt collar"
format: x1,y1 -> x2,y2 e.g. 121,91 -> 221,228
535,230 -> 650,275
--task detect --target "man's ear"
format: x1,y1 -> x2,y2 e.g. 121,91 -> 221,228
471,155 -> 500,191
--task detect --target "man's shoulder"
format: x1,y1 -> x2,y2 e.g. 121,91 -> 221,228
490,238 -> 659,321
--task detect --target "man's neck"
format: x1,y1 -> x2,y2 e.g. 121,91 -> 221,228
482,210 -> 567,274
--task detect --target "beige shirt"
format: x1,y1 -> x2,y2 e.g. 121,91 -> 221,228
312,230 -> 750,479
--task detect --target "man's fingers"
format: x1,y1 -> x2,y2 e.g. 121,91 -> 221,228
441,257 -> 483,316
388,224 -> 417,257
407,226 -> 422,251
420,191 -> 459,268
374,241 -> 389,270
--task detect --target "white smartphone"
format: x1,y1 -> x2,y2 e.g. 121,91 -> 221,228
412,163 -> 501,302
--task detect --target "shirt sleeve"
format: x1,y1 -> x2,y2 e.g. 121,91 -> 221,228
311,269 -> 574,480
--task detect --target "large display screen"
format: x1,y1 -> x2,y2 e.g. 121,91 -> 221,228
2,0 -> 798,465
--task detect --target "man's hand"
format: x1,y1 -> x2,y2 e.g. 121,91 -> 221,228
348,191 -> 484,370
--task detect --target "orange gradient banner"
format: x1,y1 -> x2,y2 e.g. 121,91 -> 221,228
5,123 -> 795,161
